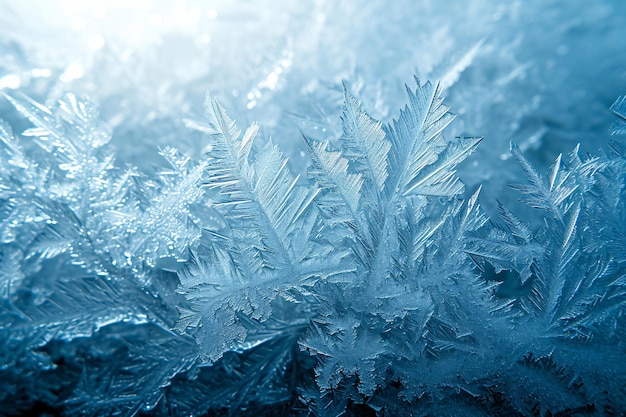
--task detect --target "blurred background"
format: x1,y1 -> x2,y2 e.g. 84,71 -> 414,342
2,0 -> 625,217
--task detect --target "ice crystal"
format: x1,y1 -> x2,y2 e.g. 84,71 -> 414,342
1,17 -> 626,413
0,92 -> 203,415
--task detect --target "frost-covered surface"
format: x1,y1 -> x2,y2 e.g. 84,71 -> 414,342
1,1 -> 625,416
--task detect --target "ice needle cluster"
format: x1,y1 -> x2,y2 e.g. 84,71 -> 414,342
1,73 -> 625,415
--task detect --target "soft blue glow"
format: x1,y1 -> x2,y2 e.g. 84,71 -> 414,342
1,2 -> 625,415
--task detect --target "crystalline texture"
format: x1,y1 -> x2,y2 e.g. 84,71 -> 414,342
1,80 -> 625,415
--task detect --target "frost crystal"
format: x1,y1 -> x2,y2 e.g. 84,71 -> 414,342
1,16 -> 626,413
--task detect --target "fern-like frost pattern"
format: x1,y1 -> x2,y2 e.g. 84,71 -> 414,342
1,81 -> 625,416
